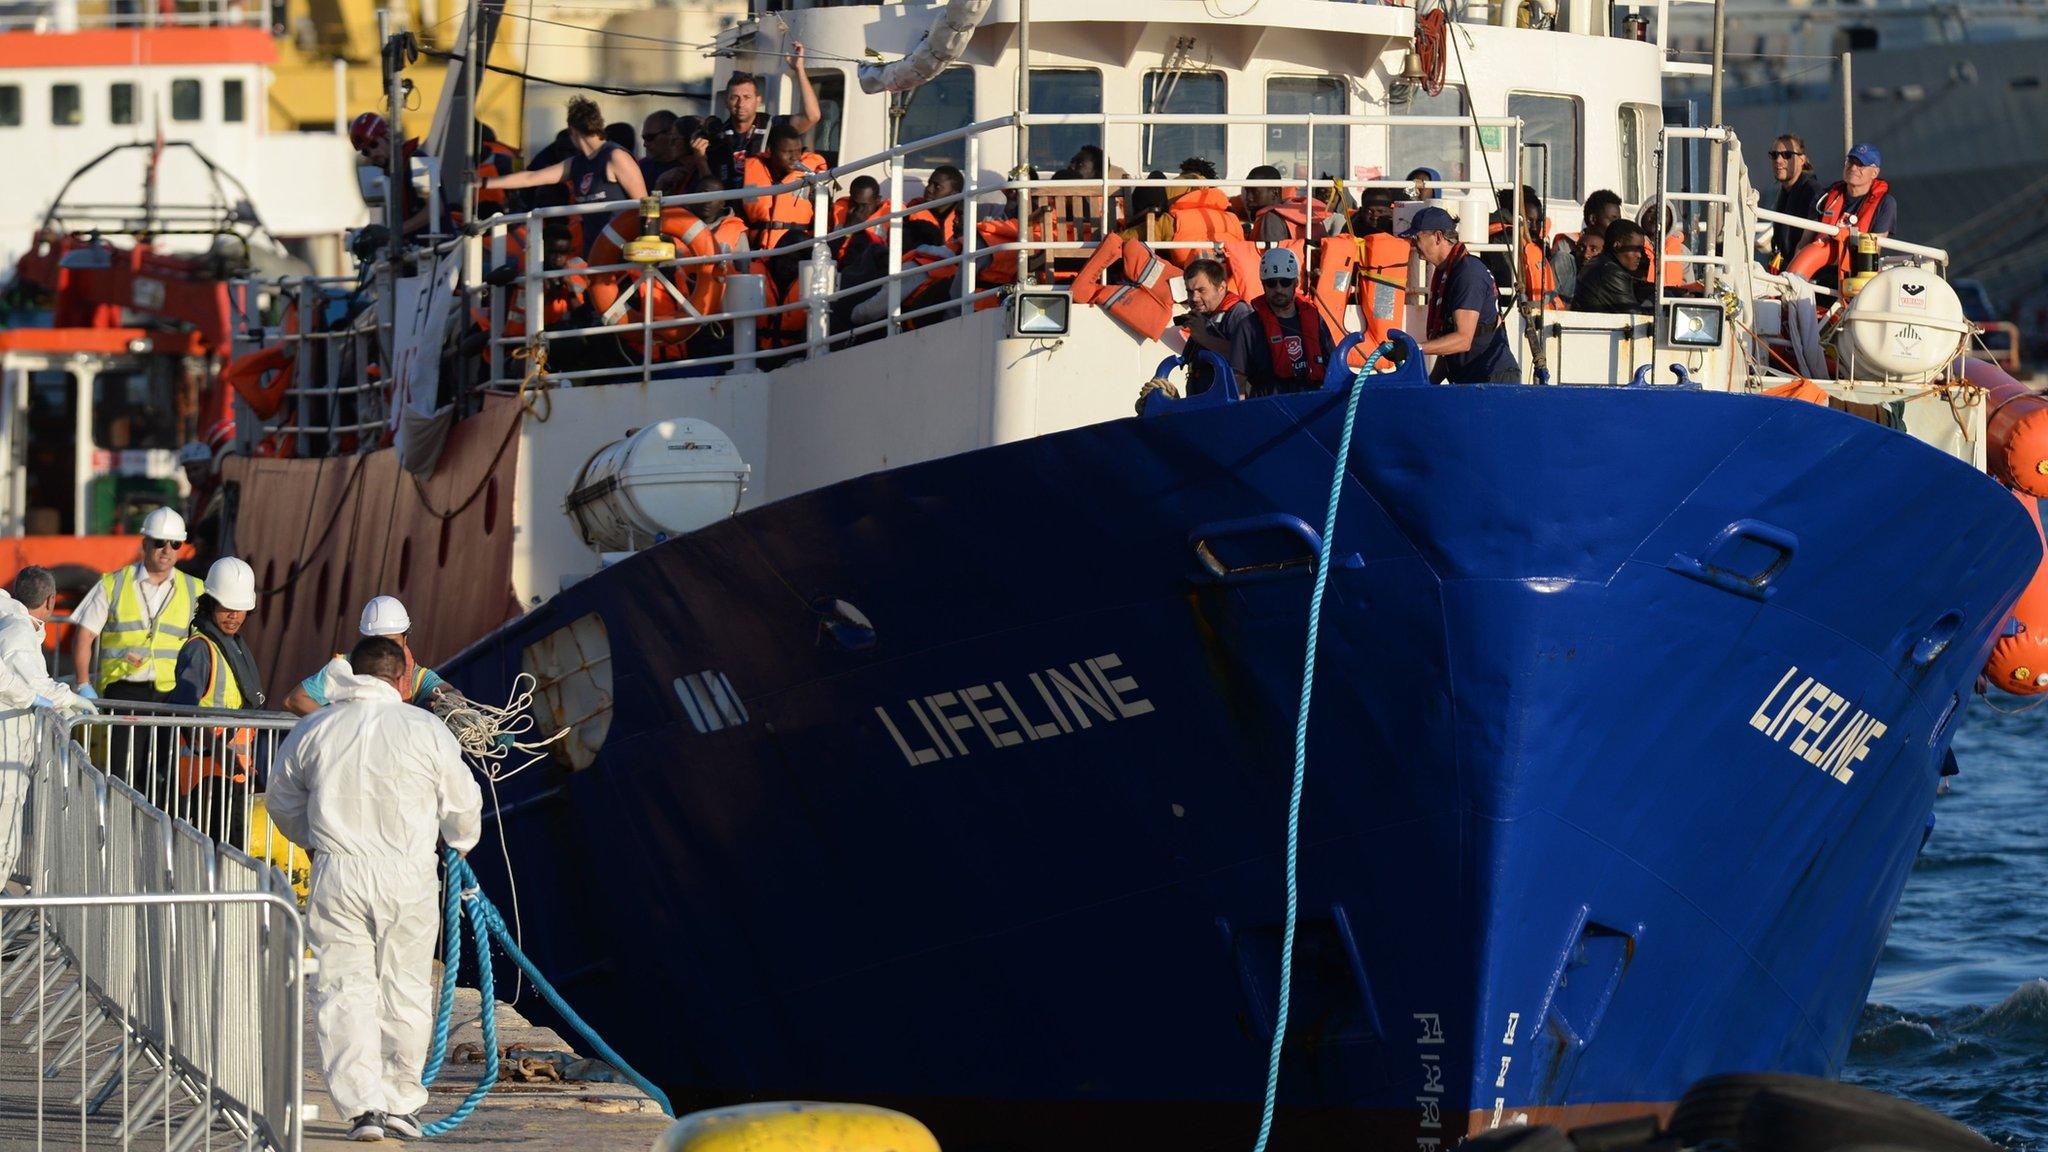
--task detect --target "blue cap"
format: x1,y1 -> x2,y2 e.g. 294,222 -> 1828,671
1399,205 -> 1458,238
1847,143 -> 1881,167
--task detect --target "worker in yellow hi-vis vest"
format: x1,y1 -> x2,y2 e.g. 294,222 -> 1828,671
69,507 -> 204,707
169,557 -> 267,845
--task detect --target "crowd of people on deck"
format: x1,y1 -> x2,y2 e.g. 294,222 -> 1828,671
343,70 -> 1899,385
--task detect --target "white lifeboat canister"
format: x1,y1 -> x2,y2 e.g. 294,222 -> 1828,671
566,419 -> 751,553
1834,266 -> 1970,383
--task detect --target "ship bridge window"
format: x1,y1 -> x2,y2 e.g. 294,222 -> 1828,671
110,83 -> 136,126
1389,85 -> 1470,184
0,85 -> 18,127
222,79 -> 245,123
51,84 -> 81,127
1508,92 -> 1580,200
895,67 -> 975,169
24,371 -> 78,536
1618,102 -> 1658,204
1266,76 -> 1348,181
1142,70 -> 1225,174
92,369 -> 179,451
804,70 -> 845,164
171,79 -> 201,122
1028,67 -> 1103,172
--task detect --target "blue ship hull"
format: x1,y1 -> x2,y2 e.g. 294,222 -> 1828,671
441,383 -> 2037,1150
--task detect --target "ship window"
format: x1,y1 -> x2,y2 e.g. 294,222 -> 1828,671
675,670 -> 748,734
1508,92 -> 1580,200
92,370 -> 179,451
895,67 -> 974,169
25,371 -> 79,535
1618,102 -> 1658,204
1029,67 -> 1103,173
1142,71 -> 1225,173
1389,84 -> 1469,185
222,79 -> 245,123
51,84 -> 81,127
803,70 -> 844,165
111,83 -> 136,126
1265,77 -> 1348,181
171,79 -> 201,122
0,85 -> 18,127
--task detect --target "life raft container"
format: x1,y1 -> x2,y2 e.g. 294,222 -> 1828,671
585,205 -> 722,344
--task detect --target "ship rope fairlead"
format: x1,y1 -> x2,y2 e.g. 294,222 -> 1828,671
1252,343 -> 1395,1152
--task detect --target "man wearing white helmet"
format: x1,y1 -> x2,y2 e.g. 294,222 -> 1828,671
69,506 -> 206,711
0,567 -> 98,879
169,557 -> 267,842
283,596 -> 451,716
1228,247 -> 1336,399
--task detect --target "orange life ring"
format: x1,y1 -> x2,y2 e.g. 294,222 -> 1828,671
585,206 -> 723,344
223,303 -> 298,420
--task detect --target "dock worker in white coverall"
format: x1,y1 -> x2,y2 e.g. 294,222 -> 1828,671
0,567 -> 97,880
267,635 -> 482,1143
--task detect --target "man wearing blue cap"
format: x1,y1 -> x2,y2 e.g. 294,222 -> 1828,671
1812,143 -> 1895,287
1401,205 -> 1520,384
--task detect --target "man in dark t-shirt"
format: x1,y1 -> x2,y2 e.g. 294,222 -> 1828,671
1403,205 -> 1520,384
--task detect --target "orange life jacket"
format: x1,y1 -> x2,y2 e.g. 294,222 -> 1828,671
1217,239 -> 1267,303
1798,178 -> 1894,283
1487,220 -> 1559,305
474,139 -> 522,213
741,152 -> 828,249
1355,232 -> 1412,349
829,197 -> 893,261
1071,233 -> 1174,341
1256,197 -> 1335,243
224,301 -> 298,420
1167,188 -> 1245,247
1251,295 -> 1328,382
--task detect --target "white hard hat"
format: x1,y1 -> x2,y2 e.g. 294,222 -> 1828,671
138,506 -> 187,543
360,595 -> 411,637
1258,247 -> 1300,283
204,556 -> 257,612
177,441 -> 211,468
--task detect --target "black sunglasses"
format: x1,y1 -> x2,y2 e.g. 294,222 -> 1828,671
1262,277 -> 1297,288
1767,150 -> 1802,160
143,538 -> 178,551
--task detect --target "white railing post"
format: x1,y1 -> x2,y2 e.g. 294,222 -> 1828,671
488,224 -> 507,386
730,273 -> 764,373
962,135 -> 981,319
887,165 -> 905,334
523,217 -> 545,383
810,179 -> 834,358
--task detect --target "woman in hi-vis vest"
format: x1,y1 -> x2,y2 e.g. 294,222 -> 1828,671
169,557 -> 266,846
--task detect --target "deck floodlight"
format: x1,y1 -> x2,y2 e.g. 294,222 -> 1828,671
1664,299 -> 1724,349
1012,291 -> 1069,338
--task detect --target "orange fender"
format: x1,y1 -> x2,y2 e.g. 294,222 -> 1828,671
222,303 -> 297,420
1984,492 -> 2048,696
1968,357 -> 2048,498
586,206 -> 723,344
1785,236 -> 1835,282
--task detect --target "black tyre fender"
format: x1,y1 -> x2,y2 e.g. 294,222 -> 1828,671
1741,1080 -> 1996,1152
1669,1073 -> 1820,1145
1567,1115 -> 1663,1151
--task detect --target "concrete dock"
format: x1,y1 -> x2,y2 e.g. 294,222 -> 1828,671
301,978 -> 673,1149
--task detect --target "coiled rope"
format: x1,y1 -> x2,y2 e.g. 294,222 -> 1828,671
422,849 -> 675,1134
434,673 -> 566,783
1250,345 -> 1391,1152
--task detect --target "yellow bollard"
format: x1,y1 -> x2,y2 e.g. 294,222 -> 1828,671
650,1102 -> 941,1152
249,795 -> 311,903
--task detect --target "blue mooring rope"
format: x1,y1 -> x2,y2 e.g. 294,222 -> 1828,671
421,848 -> 676,1134
1251,348 -> 1388,1152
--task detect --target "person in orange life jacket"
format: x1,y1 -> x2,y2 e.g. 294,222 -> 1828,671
705,45 -> 822,189
742,123 -> 828,250
1242,165 -> 1296,244
1811,143 -> 1897,290
1484,184 -> 1557,307
1550,188 -> 1622,303
472,123 -> 523,214
1179,257 -> 1255,397
1167,157 -> 1245,244
1405,205 -> 1520,384
890,166 -> 967,321
831,175 -> 889,266
480,97 -> 647,252
348,112 -> 432,238
1226,248 -> 1335,398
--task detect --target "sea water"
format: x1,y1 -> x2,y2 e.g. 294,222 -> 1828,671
1848,698 -> 2048,1146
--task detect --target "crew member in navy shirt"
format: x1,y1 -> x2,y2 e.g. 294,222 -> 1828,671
1403,205 -> 1520,384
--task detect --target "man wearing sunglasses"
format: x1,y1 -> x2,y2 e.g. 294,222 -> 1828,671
1762,135 -> 1820,270
68,506 -> 205,711
1229,248 -> 1335,399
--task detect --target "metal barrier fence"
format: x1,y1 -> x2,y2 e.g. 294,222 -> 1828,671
1,706 -> 307,1151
